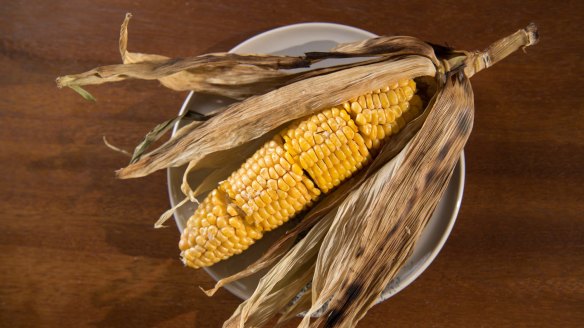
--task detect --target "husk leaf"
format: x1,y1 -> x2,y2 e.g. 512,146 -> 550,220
222,211 -> 336,328
307,72 -> 473,327
130,110 -> 213,164
58,14 -> 311,100
57,13 -> 439,101
117,56 -> 436,178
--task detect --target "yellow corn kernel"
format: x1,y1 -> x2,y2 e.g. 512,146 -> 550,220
387,90 -> 399,105
372,93 -> 382,108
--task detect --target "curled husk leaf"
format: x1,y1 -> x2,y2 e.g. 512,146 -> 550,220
56,13 -> 438,100
117,56 -> 436,179
307,73 -> 473,327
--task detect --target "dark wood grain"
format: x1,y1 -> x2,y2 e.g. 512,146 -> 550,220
1,1 -> 582,327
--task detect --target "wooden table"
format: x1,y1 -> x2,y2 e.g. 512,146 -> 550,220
1,1 -> 582,327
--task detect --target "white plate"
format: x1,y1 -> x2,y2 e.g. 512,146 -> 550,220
167,23 -> 465,304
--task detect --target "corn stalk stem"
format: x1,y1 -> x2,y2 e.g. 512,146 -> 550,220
462,23 -> 539,78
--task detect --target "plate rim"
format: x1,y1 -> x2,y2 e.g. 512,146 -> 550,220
167,22 -> 465,303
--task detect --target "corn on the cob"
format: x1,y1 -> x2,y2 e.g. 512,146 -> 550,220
180,79 -> 423,268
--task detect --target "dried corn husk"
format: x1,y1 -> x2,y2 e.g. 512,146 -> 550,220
307,73 -> 472,327
56,13 -> 437,101
117,56 -> 435,178
56,16 -> 538,328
